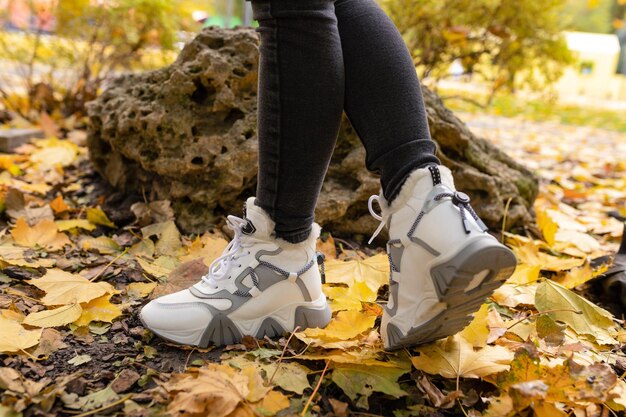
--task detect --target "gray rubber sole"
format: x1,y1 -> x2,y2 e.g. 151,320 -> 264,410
142,303 -> 332,348
385,238 -> 516,350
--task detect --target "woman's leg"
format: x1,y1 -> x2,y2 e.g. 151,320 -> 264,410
333,0 -> 516,350
334,0 -> 440,202
253,0 -> 344,243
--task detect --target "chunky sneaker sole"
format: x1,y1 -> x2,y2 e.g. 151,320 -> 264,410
383,236 -> 516,349
140,295 -> 331,347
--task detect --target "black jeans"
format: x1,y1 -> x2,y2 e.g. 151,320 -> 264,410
250,0 -> 440,243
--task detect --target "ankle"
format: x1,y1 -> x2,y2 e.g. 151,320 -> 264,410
274,225 -> 313,244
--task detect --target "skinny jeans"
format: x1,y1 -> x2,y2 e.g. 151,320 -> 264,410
250,0 -> 440,243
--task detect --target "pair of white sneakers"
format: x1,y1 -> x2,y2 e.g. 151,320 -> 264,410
140,165 -> 516,350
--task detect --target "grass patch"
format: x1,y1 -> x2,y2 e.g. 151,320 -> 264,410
442,89 -> 626,133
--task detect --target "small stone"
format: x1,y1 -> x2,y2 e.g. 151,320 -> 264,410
0,128 -> 44,152
66,377 -> 87,396
111,369 -> 141,393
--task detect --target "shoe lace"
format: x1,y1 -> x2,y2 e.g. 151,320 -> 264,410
366,191 -> 488,244
433,192 -> 488,234
367,195 -> 385,244
201,215 -> 252,288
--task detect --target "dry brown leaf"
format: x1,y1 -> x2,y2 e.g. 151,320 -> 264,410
11,217 -> 71,251
165,366 -> 249,417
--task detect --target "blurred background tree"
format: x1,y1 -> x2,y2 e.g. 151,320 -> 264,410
383,0 -> 574,102
0,0 -> 206,122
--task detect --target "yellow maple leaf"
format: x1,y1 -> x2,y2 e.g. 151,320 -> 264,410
11,217 -> 71,251
323,279 -> 378,311
297,310 -> 376,345
73,295 -> 122,327
324,253 -> 389,294
0,316 -> 42,353
506,264 -> 541,285
411,334 -> 513,379
23,303 -> 83,328
27,269 -> 115,306
460,303 -> 490,347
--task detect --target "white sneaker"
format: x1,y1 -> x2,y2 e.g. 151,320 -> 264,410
140,197 -> 331,347
368,165 -> 517,350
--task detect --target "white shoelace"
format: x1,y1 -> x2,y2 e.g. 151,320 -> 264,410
368,195 -> 385,244
201,215 -> 252,288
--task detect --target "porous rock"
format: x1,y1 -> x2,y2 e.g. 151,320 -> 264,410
87,27 -> 537,238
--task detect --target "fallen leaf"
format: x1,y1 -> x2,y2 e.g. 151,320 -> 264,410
73,295 -> 122,327
179,232 -> 229,264
536,207 -> 558,246
411,334 -> 513,379
506,264 -> 541,285
56,219 -> 96,232
0,316 -> 42,353
535,279 -> 618,345
255,390 -> 290,414
496,349 -> 618,410
492,283 -> 537,308
165,366 -> 248,417
258,362 -> 311,395
11,217 -> 71,251
86,207 -> 116,228
138,256 -> 179,279
324,253 -> 389,295
332,363 -> 408,409
553,262 -> 593,289
79,236 -> 120,254
460,303 -> 490,347
23,303 -> 83,327
49,195 -> 70,213
27,269 -> 115,306
142,221 -> 182,256
31,138 -> 78,167
127,282 -> 157,298
297,310 -> 376,344
30,328 -> 67,358
68,354 -> 92,366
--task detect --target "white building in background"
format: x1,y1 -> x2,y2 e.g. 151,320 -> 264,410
554,31 -> 626,102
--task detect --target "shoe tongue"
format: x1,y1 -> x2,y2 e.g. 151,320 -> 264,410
427,165 -> 455,189
242,197 -> 274,239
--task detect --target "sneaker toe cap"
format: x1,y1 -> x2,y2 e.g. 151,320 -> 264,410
140,297 -> 213,345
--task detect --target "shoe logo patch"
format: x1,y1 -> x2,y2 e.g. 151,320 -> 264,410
241,220 -> 256,236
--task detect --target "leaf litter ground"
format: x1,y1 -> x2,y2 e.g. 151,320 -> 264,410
1,115 -> 626,417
